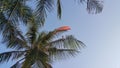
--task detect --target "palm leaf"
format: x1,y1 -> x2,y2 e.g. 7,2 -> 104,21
1,0 -> 33,25
10,58 -> 24,68
11,62 -> 20,68
32,61 -> 44,68
49,35 -> 85,49
26,21 -> 38,48
57,0 -> 62,19
22,58 -> 33,68
22,48 -> 48,68
79,0 -> 86,3
0,51 -> 26,63
76,0 -> 103,13
32,61 -> 52,68
86,0 -> 103,14
48,48 -> 79,61
17,4 -> 33,25
22,50 -> 36,68
0,12 -> 30,49
44,63 -> 52,68
35,0 -> 54,25
36,31 -> 47,46
35,30 -> 57,48
42,62 -> 52,68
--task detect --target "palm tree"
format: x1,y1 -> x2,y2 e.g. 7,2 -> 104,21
0,0 -> 101,67
0,21 -> 85,68
0,0 -> 103,48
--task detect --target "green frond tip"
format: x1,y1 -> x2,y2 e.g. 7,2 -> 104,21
87,0 -> 103,14
34,61 -> 52,68
11,58 -> 24,68
0,51 -> 25,63
49,35 -> 85,49
35,0 -> 54,25
48,48 -> 80,61
57,0 -> 62,19
77,0 -> 103,14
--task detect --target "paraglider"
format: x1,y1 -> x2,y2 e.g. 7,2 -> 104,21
56,26 -> 71,31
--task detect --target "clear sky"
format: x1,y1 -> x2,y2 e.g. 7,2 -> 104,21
1,0 -> 120,68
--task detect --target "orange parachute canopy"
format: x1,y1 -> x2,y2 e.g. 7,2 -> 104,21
56,26 -> 71,31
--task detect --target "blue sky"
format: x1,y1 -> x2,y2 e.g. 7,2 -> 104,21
1,0 -> 120,68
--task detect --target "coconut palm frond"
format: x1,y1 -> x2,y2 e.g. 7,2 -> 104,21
35,0 -> 54,25
17,4 -> 33,25
57,0 -> 62,19
35,31 -> 47,46
0,51 -> 26,63
87,0 -> 103,14
76,0 -> 103,13
44,63 -> 52,68
48,48 -> 79,60
32,60 -> 52,68
10,58 -> 24,68
42,62 -> 52,68
36,30 -> 57,48
21,58 -> 33,68
11,62 -> 22,68
26,21 -> 38,47
22,48 -> 48,68
21,50 -> 36,68
0,12 -> 30,49
36,30 -> 65,47
0,0 -> 33,25
3,0 -> 22,25
33,49 -> 50,68
5,36 -> 29,50
79,0 -> 86,3
40,31 -> 56,43
49,35 -> 85,49
32,61 -> 44,68
11,62 -> 20,68
75,0 -> 85,4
